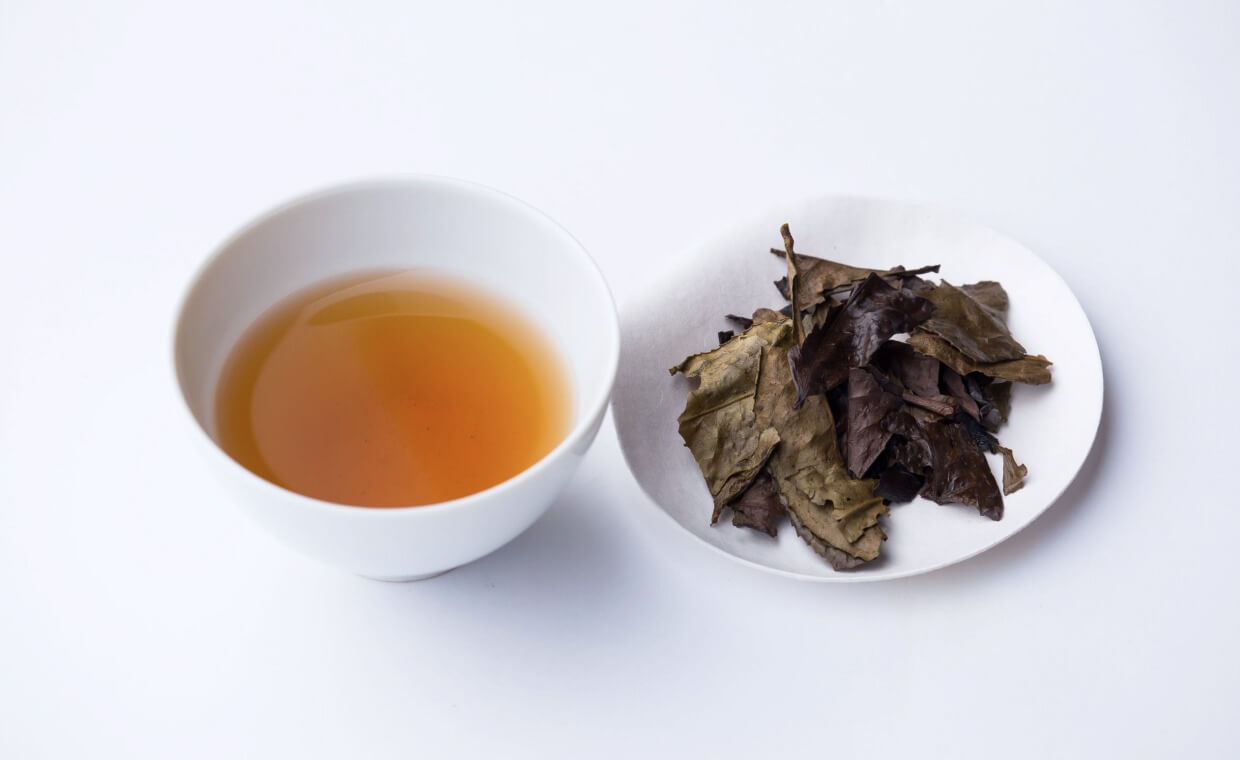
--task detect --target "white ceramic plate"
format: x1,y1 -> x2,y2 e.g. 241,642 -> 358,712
612,196 -> 1103,582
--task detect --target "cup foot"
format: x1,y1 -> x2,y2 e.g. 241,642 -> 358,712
360,569 -> 452,583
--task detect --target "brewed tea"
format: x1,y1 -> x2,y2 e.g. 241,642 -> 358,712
215,270 -> 571,507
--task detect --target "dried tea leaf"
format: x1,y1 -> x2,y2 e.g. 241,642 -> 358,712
997,446 -> 1027,495
789,274 -> 935,404
872,340 -> 941,399
941,366 -> 981,421
874,466 -> 924,504
752,307 -> 786,325
921,280 -> 1026,363
959,280 -> 1010,322
729,471 -> 785,537
779,224 -> 807,346
900,391 -> 958,418
670,321 -> 787,518
754,335 -> 888,563
788,509 -> 885,571
980,378 -> 1014,423
671,226 -> 1050,570
845,368 -> 904,478
900,275 -> 936,295
771,252 -> 885,311
954,410 -> 1000,454
885,412 -> 1004,520
908,331 -> 1052,385
771,245 -> 940,311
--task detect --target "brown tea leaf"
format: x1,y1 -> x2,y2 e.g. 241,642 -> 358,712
908,331 -> 1052,385
921,280 -> 1026,363
871,340 -> 941,399
873,466 -> 924,504
780,224 -> 806,346
997,445 -> 1028,495
771,252 -> 884,311
789,273 -> 935,404
770,243 -> 939,312
729,472 -> 786,537
845,368 -> 903,478
941,366 -> 981,421
900,391 -> 958,418
885,412 -> 1004,520
980,378 -> 1014,424
959,280 -> 1010,322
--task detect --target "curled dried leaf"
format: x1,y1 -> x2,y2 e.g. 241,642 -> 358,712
908,331 -> 1052,385
885,411 -> 1004,520
997,446 -> 1028,495
789,273 -> 935,405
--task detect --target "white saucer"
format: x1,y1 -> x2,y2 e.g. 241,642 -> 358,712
612,196 -> 1103,582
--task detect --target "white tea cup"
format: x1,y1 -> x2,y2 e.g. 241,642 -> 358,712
173,176 -> 619,580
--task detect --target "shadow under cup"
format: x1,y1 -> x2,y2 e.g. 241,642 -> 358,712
173,177 -> 619,580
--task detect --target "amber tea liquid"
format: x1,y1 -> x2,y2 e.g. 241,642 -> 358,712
215,270 -> 572,507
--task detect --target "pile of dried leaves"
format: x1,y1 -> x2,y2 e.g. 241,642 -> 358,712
670,224 -> 1052,570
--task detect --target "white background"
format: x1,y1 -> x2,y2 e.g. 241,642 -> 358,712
1,1 -> 1237,757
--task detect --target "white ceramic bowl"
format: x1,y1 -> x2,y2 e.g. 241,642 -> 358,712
174,177 -> 619,580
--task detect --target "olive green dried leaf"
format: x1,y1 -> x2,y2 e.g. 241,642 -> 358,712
921,280 -> 1026,363
788,509 -> 885,571
779,224 -> 807,346
959,280 -> 1010,322
754,337 -> 888,561
908,331 -> 1052,385
670,320 -> 788,517
982,378 -> 1014,422
997,445 -> 1028,495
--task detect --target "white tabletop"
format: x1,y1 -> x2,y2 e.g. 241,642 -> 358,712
2,2 -> 1237,757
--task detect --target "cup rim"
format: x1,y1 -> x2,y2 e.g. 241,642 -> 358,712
172,173 -> 620,518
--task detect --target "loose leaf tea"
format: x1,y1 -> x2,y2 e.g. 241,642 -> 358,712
670,224 -> 1053,570
669,320 -> 788,520
907,331 -> 1052,385
788,273 -> 935,405
754,333 -> 888,564
729,472 -> 786,537
845,368 -> 903,478
919,280 -> 1026,363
